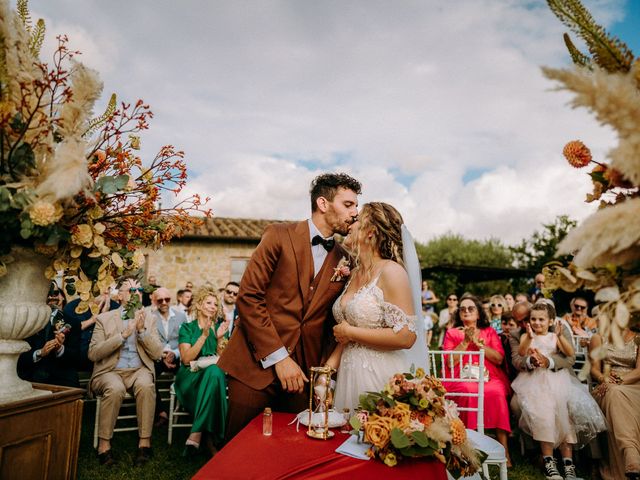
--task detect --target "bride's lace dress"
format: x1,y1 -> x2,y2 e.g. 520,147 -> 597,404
332,275 -> 416,412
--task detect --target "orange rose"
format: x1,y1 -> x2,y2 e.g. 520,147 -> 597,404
389,402 -> 412,429
364,415 -> 397,449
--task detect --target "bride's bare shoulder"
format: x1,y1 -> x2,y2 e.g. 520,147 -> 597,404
378,261 -> 410,294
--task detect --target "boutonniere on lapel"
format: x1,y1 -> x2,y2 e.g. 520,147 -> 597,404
331,256 -> 351,282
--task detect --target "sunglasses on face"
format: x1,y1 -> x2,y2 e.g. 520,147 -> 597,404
129,287 -> 144,293
156,297 -> 171,304
447,297 -> 458,301
225,290 -> 239,296
574,304 -> 587,310
459,306 -> 477,313
491,303 -> 503,308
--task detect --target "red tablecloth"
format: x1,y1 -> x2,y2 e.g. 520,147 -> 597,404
193,412 -> 448,480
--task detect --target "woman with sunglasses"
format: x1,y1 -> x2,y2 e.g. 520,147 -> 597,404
488,294 -> 508,334
175,286 -> 228,456
442,293 -> 512,467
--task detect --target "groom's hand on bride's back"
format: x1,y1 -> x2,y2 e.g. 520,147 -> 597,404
274,357 -> 309,393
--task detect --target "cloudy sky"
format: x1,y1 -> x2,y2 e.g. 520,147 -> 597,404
33,0 -> 638,245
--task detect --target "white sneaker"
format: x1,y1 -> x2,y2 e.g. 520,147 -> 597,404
563,462 -> 578,480
544,457 -> 563,480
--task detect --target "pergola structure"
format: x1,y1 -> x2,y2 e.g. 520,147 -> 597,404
421,264 -> 536,285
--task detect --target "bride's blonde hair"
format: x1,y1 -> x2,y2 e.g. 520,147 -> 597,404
354,202 -> 405,276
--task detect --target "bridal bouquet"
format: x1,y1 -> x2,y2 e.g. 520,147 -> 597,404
349,367 -> 483,477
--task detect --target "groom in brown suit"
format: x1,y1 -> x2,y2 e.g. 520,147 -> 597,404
219,173 -> 361,439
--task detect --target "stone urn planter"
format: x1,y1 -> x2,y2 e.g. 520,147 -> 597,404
0,246 -> 52,404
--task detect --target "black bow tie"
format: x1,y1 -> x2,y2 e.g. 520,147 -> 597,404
312,235 -> 335,252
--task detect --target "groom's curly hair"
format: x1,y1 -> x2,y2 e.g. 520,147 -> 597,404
310,172 -> 362,212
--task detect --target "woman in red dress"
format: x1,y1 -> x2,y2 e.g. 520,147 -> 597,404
442,293 -> 512,466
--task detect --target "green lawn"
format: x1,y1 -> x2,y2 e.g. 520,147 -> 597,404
76,398 -> 594,479
77,398 -> 208,480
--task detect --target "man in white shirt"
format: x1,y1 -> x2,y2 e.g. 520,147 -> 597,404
176,288 -> 193,320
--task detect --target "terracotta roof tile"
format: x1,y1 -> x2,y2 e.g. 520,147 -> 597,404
178,216 -> 293,242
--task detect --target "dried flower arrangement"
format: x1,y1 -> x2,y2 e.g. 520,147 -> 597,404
0,0 -> 211,313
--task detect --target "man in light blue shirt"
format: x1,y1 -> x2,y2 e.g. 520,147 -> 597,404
150,286 -> 187,425
89,278 -> 163,467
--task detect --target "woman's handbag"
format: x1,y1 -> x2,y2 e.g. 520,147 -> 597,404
460,363 -> 489,382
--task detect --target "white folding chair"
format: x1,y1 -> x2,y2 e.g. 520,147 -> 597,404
93,393 -> 137,448
429,349 -> 508,480
168,383 -> 193,444
571,334 -> 591,381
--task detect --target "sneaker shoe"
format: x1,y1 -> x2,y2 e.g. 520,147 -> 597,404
564,462 -> 578,480
544,457 -> 563,480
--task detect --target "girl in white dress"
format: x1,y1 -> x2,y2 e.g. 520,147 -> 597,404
511,301 -> 606,480
326,202 -> 418,412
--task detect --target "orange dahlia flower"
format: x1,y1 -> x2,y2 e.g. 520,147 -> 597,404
563,140 -> 592,168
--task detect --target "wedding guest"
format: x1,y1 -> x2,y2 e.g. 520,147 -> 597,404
64,290 -> 118,372
89,278 -> 164,467
421,280 -> 439,316
421,280 -> 438,344
590,327 -> 640,480
219,282 -> 239,324
562,296 -> 597,339
508,301 -> 575,383
528,273 -> 545,302
504,293 -> 515,311
150,287 -> 187,426
142,275 -> 160,307
499,312 -> 518,381
512,301 -> 605,480
176,289 -> 193,318
489,294 -> 507,334
442,294 -> 512,466
481,298 -> 491,321
436,293 -> 458,346
175,286 -> 228,456
18,282 -> 81,387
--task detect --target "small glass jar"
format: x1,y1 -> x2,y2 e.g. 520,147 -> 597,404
340,408 -> 351,434
263,407 -> 272,436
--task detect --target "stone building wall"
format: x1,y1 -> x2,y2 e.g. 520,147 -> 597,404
143,240 -> 256,292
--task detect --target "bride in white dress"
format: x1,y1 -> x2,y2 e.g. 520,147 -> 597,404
326,202 -> 426,412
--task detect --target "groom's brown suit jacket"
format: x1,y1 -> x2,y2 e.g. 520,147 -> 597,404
218,220 -> 348,390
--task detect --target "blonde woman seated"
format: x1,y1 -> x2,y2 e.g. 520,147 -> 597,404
175,287 -> 228,456
590,326 -> 640,480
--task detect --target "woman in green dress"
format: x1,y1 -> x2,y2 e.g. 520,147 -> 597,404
176,286 -> 228,455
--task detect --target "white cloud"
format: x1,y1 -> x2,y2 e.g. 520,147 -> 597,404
32,0 -> 626,245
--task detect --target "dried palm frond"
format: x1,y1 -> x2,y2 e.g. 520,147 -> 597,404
84,93 -> 116,137
16,0 -> 30,32
563,33 -> 591,68
547,0 -> 634,72
28,18 -> 44,56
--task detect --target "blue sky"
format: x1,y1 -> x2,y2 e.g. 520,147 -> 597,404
611,0 -> 640,53
33,0 -> 634,244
